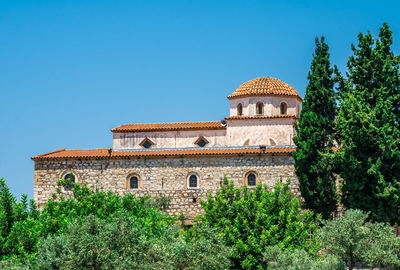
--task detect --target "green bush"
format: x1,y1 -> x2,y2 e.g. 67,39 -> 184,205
319,209 -> 400,270
36,215 -> 231,270
0,178 -> 175,260
195,177 -> 319,270
262,246 -> 345,270
0,259 -> 31,270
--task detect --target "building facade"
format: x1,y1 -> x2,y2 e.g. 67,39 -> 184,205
33,77 -> 302,220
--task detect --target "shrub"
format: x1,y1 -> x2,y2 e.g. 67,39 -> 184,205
262,246 -> 345,270
36,215 -> 231,270
319,209 -> 400,270
196,177 -> 319,269
0,178 -> 175,260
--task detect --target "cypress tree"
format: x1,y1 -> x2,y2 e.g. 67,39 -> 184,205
293,37 -> 338,219
336,23 -> 400,225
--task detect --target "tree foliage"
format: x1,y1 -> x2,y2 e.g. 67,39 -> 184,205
262,246 -> 345,270
293,36 -> 338,219
336,23 -> 400,224
35,215 -> 231,270
0,178 -> 39,260
197,177 -> 319,270
0,179 -> 174,260
319,209 -> 400,270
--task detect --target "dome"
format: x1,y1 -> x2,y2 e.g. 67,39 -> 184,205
228,77 -> 301,100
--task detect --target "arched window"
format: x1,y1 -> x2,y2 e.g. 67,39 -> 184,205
237,103 -> 243,116
247,172 -> 257,187
280,102 -> 287,115
62,171 -> 77,190
188,174 -> 199,189
256,102 -> 264,115
64,172 -> 76,183
269,138 -> 277,145
129,176 -> 139,189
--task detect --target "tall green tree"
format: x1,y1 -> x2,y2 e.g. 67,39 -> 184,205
336,23 -> 400,225
293,37 -> 338,219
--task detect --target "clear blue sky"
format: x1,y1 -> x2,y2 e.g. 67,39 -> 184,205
0,0 -> 399,199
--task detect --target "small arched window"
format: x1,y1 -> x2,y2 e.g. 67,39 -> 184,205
247,173 -> 256,187
129,176 -> 139,189
280,102 -> 287,115
188,174 -> 199,189
64,172 -> 76,183
237,103 -> 243,116
256,102 -> 264,115
62,171 -> 77,190
269,138 -> 277,146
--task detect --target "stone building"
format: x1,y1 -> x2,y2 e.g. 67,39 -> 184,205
32,77 -> 302,220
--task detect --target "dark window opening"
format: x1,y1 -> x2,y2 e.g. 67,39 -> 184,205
64,173 -> 75,183
237,103 -> 243,116
130,176 -> 139,189
256,102 -> 264,115
247,173 -> 256,186
142,141 -> 152,148
189,175 -> 198,188
195,136 -> 209,147
63,172 -> 76,190
280,102 -> 287,115
197,139 -> 207,147
140,138 -> 155,149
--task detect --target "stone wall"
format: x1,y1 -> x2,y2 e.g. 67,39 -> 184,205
34,154 -> 298,220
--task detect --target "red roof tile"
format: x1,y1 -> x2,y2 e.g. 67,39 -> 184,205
228,77 -> 302,100
225,115 -> 297,120
32,147 -> 295,160
112,121 -> 226,133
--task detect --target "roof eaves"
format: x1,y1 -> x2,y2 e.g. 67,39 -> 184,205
31,148 -> 66,160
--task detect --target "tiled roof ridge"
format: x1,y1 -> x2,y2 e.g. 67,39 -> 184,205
33,148 -> 66,158
32,146 -> 296,160
112,120 -> 226,132
31,148 -> 110,160
115,120 -> 221,126
225,115 -> 297,120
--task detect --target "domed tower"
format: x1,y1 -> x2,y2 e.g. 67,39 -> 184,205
225,77 -> 302,146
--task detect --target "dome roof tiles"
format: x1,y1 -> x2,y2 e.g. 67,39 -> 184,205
228,77 -> 301,100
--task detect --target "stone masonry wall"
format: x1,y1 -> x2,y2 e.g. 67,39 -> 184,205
34,154 -> 298,220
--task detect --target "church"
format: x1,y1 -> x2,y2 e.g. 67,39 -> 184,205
32,77 -> 303,220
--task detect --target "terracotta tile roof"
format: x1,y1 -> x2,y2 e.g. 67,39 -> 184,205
228,77 -> 302,100
32,148 -> 111,160
112,121 -> 226,133
32,146 -> 296,160
225,115 -> 297,120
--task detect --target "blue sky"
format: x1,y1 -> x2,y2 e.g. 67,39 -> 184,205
0,0 -> 399,199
